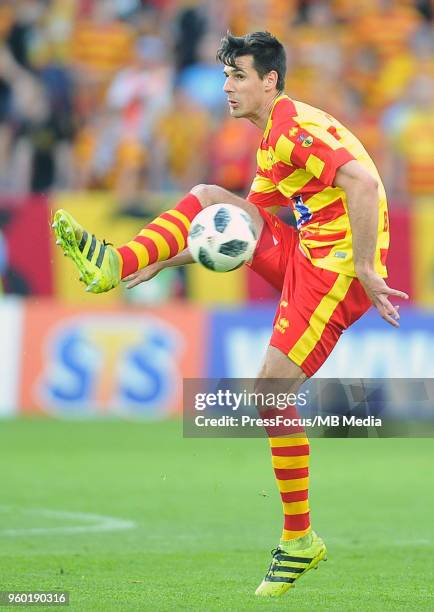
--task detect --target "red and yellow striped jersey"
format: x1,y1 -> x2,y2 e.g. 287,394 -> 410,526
248,95 -> 389,277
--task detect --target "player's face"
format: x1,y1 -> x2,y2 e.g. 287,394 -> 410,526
223,55 -> 273,119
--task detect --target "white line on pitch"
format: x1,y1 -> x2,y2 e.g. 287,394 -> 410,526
0,506 -> 136,536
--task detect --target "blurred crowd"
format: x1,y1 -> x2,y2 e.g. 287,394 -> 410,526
0,0 -> 433,211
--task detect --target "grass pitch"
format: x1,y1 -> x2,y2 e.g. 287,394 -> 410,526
0,419 -> 433,611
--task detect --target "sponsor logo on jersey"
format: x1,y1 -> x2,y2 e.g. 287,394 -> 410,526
293,195 -> 313,230
267,149 -> 276,164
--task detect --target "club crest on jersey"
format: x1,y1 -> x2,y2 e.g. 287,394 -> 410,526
298,133 -> 314,147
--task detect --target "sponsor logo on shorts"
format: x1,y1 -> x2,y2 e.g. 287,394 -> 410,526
334,251 -> 347,259
275,317 -> 289,334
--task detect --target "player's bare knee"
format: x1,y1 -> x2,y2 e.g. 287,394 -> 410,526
254,375 -> 305,400
255,346 -> 307,396
190,184 -> 219,207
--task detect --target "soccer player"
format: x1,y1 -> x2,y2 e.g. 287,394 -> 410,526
53,32 -> 408,597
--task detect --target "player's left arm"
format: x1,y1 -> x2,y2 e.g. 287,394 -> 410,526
334,160 -> 408,327
122,248 -> 194,289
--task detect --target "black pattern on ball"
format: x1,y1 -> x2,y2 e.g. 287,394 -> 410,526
219,240 -> 248,257
189,223 -> 205,239
198,247 -> 215,270
214,207 -> 231,233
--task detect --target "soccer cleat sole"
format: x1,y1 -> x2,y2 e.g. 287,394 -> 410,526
52,210 -> 118,293
53,211 -> 96,287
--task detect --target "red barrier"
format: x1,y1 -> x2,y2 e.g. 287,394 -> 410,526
0,196 -> 53,295
387,207 -> 412,303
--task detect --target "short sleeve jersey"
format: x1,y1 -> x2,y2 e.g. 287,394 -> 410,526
248,95 -> 389,277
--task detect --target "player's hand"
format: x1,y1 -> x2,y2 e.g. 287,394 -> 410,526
357,269 -> 408,327
122,262 -> 163,289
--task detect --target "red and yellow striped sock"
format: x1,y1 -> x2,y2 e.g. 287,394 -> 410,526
269,436 -> 311,542
116,193 -> 202,278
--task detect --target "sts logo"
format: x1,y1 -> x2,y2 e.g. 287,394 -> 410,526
36,315 -> 183,418
293,195 -> 312,230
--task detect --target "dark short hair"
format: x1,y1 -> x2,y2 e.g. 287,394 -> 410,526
216,31 -> 286,91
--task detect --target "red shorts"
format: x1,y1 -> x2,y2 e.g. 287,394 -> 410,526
249,209 -> 372,377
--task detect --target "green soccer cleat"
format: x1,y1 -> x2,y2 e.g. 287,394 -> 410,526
52,209 -> 121,293
255,531 -> 327,597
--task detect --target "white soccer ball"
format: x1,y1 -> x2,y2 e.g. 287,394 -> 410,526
187,204 -> 258,272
